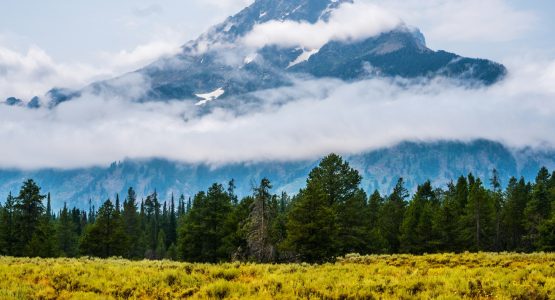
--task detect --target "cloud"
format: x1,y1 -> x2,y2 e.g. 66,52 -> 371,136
1,57 -> 555,170
0,46 -> 102,101
0,38 -> 180,101
242,2 -> 402,49
133,4 -> 164,17
0,0 -> 553,171
197,0 -> 254,10
370,0 -> 537,43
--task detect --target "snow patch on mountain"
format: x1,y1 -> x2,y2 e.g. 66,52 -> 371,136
195,88 -> 225,105
287,48 -> 320,68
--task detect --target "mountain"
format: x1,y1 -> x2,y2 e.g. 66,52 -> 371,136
0,0 -> 529,209
7,0 -> 506,106
1,140 -> 553,210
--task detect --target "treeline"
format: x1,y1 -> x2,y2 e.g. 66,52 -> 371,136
0,154 -> 554,263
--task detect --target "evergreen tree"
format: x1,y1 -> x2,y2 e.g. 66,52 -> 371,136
223,196 -> 254,261
80,199 -> 128,258
400,181 -> 439,253
245,178 -> 276,262
167,194 -> 177,247
490,169 -> 504,250
115,194 -> 121,214
228,179 -> 239,206
379,178 -> 408,253
156,230 -> 167,259
143,192 -> 161,258
14,179 -> 46,256
285,154 -> 364,262
366,190 -> 387,253
463,178 -> 495,250
285,181 -> 336,262
269,192 -> 290,260
57,203 -> 78,257
177,184 -> 232,262
501,177 -> 530,250
178,194 -> 186,217
122,187 -> 141,258
29,212 -> 59,258
0,193 -> 17,255
437,182 -> 462,251
46,193 -> 53,220
524,167 -> 552,248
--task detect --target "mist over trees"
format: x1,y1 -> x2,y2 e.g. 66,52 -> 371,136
1,154 -> 554,263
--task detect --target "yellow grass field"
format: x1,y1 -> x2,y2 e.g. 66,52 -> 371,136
0,253 -> 554,299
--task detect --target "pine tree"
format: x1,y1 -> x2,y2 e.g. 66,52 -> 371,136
269,192 -> 290,259
156,229 -> 167,259
400,181 -> 439,253
463,178 -> 495,250
228,179 -> 239,206
284,154 -> 364,262
46,193 -> 52,220
245,178 -> 276,262
178,194 -> 186,217
115,194 -> 121,214
14,179 -> 46,256
490,169 -> 504,250
284,181 -> 336,262
57,203 -> 78,257
379,178 -> 408,253
177,184 -> 232,262
167,194 -> 177,247
524,167 -> 552,248
366,190 -> 387,253
223,196 -> 253,261
80,199 -> 128,258
0,193 -> 17,255
143,192 -> 161,258
122,187 -> 141,258
437,182 -> 462,251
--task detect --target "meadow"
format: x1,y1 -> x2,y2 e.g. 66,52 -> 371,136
0,253 -> 553,299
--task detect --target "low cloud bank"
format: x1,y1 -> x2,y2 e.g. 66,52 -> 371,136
242,2 -> 401,49
0,58 -> 554,170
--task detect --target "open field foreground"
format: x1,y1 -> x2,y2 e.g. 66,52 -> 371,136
0,253 -> 554,299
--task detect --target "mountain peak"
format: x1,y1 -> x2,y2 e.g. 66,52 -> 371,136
182,0 -> 353,53
30,0 -> 507,106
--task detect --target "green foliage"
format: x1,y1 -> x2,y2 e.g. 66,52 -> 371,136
284,154 -> 366,262
80,200 -> 127,258
57,203 -> 78,257
400,181 -> 441,253
379,178 -> 408,253
178,184 -> 233,262
14,179 -> 46,255
1,155 -> 555,263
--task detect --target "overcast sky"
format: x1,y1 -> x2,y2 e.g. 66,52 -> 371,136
0,0 -> 554,169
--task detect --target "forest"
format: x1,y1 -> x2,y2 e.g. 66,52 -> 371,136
0,154 -> 554,263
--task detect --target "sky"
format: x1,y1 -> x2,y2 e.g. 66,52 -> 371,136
0,0 -> 554,169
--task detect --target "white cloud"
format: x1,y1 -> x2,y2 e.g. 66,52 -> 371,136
197,0 -> 254,10
0,37 -> 180,101
370,0 -> 537,43
0,45 -> 102,100
242,2 -> 402,49
1,58 -> 555,170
